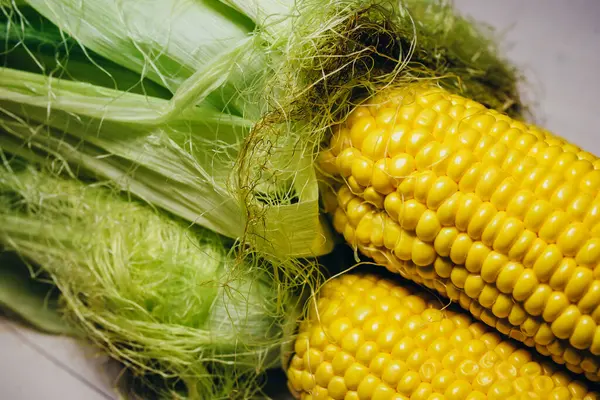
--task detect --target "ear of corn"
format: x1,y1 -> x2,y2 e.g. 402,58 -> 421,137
288,273 -> 598,400
321,85 -> 600,382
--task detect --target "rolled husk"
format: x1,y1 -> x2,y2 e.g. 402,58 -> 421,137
0,163 -> 299,399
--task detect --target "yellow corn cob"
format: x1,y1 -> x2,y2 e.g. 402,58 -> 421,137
288,273 -> 598,400
320,85 -> 600,381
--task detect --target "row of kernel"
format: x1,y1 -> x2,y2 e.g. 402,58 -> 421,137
333,198 -> 600,376
289,273 -> 597,399
337,187 -> 600,330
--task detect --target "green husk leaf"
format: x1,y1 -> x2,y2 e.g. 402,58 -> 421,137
0,251 -> 75,335
0,164 -> 299,399
0,66 -> 334,258
0,5 -> 171,98
21,0 -> 258,113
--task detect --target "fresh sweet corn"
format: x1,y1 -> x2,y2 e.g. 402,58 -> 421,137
321,85 -> 600,381
288,273 -> 598,400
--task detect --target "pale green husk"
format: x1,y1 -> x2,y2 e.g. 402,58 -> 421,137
0,164 -> 298,399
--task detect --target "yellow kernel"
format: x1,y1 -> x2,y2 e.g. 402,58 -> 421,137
549,258 -> 576,291
301,370 -> 316,391
557,223 -> 588,257
464,339 -> 488,359
551,305 -> 582,340
465,242 -> 490,273
524,284 -> 553,316
392,232 -> 414,262
384,192 -> 404,221
373,159 -> 396,195
347,106 -> 372,126
444,379 -> 471,400
536,172 -> 563,200
344,391 -> 360,400
480,252 -> 507,283
456,193 -> 483,231
412,239 -> 438,267
315,362 -> 334,387
507,191 -> 536,219
361,129 -> 389,161
415,210 -> 442,243
434,228 -> 459,257
372,383 -> 396,400
450,234 -> 473,265
542,292 -> 570,322
406,129 -> 434,157
464,392 -> 486,400
447,150 -> 477,182
496,262 -> 524,293
491,294 -> 513,319
355,342 -> 378,365
476,165 -> 505,201
579,281 -> 600,314
389,154 -> 416,180
388,124 -> 411,156
412,382 -> 434,400
459,163 -> 482,193
450,267 -> 469,289
539,211 -> 570,243
565,267 -> 594,302
576,237 -> 600,267
488,381 -> 515,400
337,147 -> 363,177
427,176 -> 458,211
397,371 -> 421,396
437,192 -> 462,227
400,200 -> 427,231
323,344 -> 339,362
414,171 -> 437,204
332,351 -> 355,375
432,370 -> 456,392
391,337 -> 415,361
419,359 -> 444,382
532,375 -> 555,394
352,156 -> 374,187
442,349 -> 466,371
375,107 -> 400,127
463,275 -> 484,299
304,348 -> 324,372
416,141 -> 441,170
472,370 -> 494,392
506,306 -> 527,332
377,360 -> 408,388
584,203 -> 600,229
357,374 -> 381,399
350,116 -> 375,148
407,348 -> 430,371
513,270 -> 539,302
466,203 -> 497,241
355,213 -> 374,244
549,387 -> 571,400
481,211 -> 507,247
341,329 -> 365,354
327,376 -> 348,400
570,316 -> 596,350
532,244 -> 563,283
524,200 -> 553,233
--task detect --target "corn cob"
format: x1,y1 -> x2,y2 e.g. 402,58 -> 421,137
320,85 -> 600,381
288,273 -> 598,399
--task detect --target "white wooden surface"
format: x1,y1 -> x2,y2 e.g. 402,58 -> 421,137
1,1 -> 599,398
